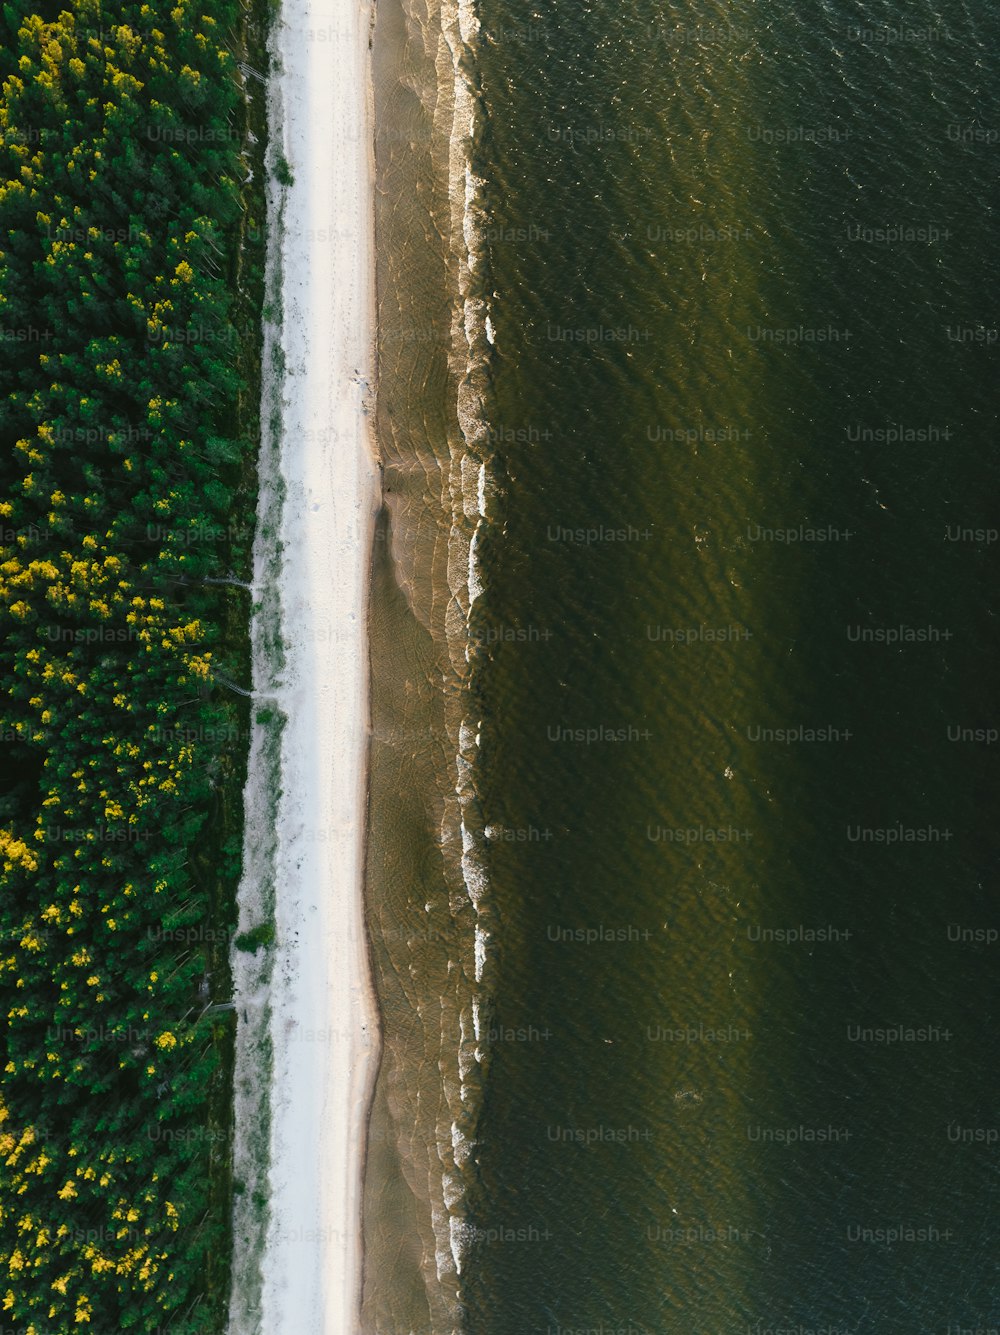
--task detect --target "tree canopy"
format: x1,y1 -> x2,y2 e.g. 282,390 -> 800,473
0,2 -> 263,1328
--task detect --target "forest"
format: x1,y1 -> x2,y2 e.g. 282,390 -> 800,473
0,1 -> 267,1329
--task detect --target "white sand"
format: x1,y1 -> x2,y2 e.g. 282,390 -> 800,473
232,0 -> 381,1331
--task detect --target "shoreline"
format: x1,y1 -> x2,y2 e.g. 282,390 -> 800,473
358,0 -> 493,1318
357,0 -> 499,1324
230,0 -> 382,1331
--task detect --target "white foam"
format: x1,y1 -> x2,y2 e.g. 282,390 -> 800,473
442,1170 -> 465,1209
427,0 -> 498,1303
449,1214 -> 468,1276
460,818 -> 488,906
450,1120 -> 473,1166
474,924 -> 489,982
432,1203 -> 458,1280
457,0 -> 481,45
468,521 -> 484,604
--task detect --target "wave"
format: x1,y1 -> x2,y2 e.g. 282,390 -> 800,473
367,0 -> 498,1313
437,0 -> 501,1291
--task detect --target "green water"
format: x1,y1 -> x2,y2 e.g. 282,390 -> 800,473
454,0 -> 1000,1330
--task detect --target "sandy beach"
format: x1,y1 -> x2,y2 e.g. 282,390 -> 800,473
230,0 -> 381,1331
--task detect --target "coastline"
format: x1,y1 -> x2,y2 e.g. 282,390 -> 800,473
359,0 -> 493,1324
230,0 -> 382,1331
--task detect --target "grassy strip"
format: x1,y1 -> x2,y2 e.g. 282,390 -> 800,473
217,0 -> 293,1325
186,0 -> 274,1325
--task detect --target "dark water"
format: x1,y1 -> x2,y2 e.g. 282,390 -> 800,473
456,0 -> 1000,1330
